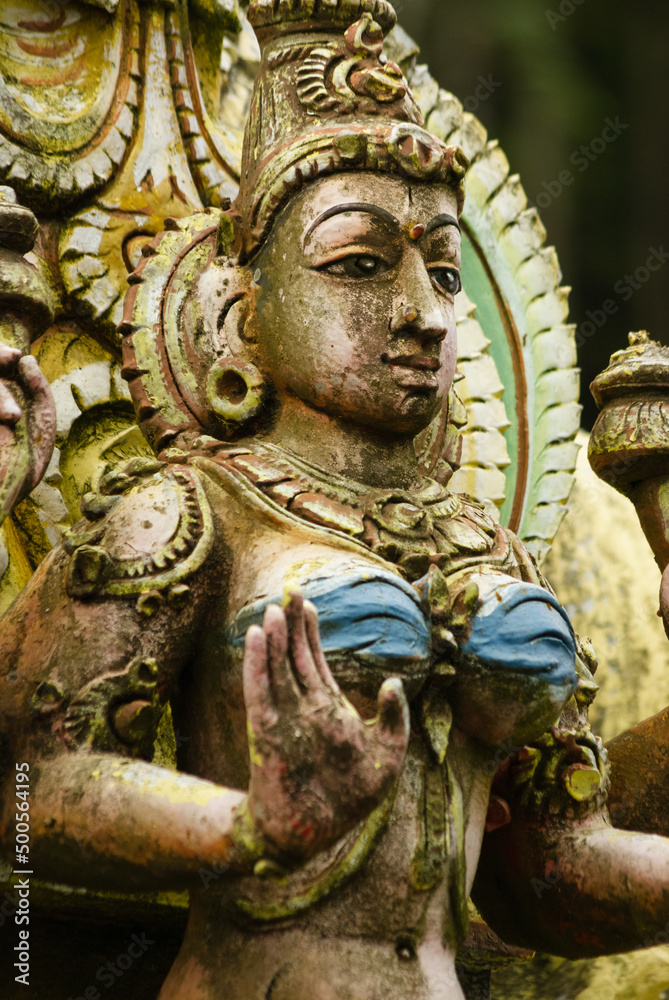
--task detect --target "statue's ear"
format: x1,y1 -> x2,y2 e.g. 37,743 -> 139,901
228,277 -> 261,353
200,262 -> 260,357
218,289 -> 248,356
196,263 -> 270,434
123,212 -> 273,451
240,286 -> 261,347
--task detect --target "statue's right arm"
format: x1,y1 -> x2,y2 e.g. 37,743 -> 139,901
0,536 -> 248,893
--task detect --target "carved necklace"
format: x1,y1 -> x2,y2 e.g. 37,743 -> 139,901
183,435 -> 516,584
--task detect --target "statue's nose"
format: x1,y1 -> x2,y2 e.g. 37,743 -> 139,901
390,300 -> 447,342
391,302 -> 446,340
391,256 -> 447,343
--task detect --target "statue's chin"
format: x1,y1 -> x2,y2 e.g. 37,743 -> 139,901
294,389 -> 445,442
400,389 -> 445,433
365,395 -> 446,441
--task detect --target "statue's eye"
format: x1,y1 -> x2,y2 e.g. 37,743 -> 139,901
431,267 -> 462,295
351,255 -> 380,275
322,255 -> 386,278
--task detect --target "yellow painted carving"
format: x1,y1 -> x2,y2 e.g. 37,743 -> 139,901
0,519 -> 33,616
0,2 -> 123,153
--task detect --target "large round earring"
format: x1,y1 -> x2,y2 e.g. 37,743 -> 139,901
205,357 -> 267,434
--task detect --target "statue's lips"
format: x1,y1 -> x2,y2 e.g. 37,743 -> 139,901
381,354 -> 441,372
381,353 -> 441,391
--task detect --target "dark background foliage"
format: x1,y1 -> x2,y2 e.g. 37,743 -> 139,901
393,0 -> 669,427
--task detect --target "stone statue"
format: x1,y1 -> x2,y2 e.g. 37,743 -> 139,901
3,3 -> 669,1000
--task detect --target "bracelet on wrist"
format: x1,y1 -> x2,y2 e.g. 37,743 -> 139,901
230,798 -> 289,879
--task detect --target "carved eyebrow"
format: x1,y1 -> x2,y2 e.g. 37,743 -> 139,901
424,214 -> 461,236
305,203 -> 400,240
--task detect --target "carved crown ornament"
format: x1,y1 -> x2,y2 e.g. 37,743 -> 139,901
236,0 -> 468,254
281,13 -> 421,120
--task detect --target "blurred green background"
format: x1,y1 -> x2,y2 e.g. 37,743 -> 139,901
392,0 -> 669,428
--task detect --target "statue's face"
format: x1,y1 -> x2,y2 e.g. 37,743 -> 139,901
252,173 -> 461,438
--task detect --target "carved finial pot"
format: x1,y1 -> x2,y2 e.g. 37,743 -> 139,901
590,331 -> 669,572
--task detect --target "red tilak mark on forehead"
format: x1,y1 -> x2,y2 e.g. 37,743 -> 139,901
409,224 -> 425,241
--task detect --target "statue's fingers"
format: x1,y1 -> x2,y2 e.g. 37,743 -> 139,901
18,355 -> 53,409
0,380 -> 21,425
17,356 -> 56,488
283,587 -> 320,690
374,678 -> 410,752
0,344 -> 21,376
303,600 -> 339,694
263,603 -> 299,707
243,624 -> 277,726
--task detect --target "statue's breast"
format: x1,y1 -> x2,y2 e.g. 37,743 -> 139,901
230,563 -> 432,700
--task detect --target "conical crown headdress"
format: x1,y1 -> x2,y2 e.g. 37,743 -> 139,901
237,0 -> 469,257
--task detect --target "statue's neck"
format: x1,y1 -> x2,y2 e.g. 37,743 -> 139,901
258,395 -> 422,490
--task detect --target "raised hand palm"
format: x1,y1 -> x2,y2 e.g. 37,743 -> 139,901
242,590 -> 410,860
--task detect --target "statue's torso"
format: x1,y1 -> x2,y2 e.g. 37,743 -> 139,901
151,451 -> 526,1000
22,445 -> 574,1000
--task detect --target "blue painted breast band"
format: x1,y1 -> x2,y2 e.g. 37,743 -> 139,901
462,581 -> 577,687
230,567 -> 431,673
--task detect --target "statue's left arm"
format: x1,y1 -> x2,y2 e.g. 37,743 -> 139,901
583,334 -> 669,841
472,654 -> 669,960
474,799 -> 669,957
464,518 -> 669,957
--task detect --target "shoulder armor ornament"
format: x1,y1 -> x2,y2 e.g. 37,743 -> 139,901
64,458 -> 213,612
